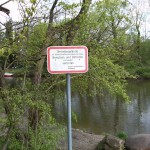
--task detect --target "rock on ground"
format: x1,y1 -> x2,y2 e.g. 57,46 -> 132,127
98,134 -> 125,150
59,129 -> 104,150
125,134 -> 150,150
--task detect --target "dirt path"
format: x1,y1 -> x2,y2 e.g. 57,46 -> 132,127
59,129 -> 104,150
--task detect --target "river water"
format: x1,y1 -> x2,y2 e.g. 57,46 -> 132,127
4,78 -> 150,136
53,80 -> 150,136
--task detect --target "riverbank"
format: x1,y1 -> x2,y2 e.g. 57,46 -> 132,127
59,129 -> 150,150
5,67 -> 150,80
58,129 -> 104,150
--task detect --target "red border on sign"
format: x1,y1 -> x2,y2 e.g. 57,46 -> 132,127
47,46 -> 88,74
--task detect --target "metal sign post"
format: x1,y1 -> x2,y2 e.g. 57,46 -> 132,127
66,74 -> 72,150
47,46 -> 88,150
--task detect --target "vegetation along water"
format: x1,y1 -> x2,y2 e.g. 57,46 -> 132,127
1,0 -> 150,149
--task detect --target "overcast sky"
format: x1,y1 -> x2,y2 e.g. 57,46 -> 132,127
0,0 -> 150,21
0,0 -> 150,37
0,0 -> 20,23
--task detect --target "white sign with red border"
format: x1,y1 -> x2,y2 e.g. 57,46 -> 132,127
47,46 -> 88,74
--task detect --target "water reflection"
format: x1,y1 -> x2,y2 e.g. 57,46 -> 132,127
3,78 -> 150,136
53,80 -> 150,136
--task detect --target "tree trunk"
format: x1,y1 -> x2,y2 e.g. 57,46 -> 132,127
0,67 -> 5,88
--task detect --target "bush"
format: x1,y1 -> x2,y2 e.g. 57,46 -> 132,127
116,131 -> 127,140
135,67 -> 150,79
0,86 -> 65,150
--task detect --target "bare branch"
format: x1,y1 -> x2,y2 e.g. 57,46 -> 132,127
0,21 -> 5,27
49,0 -> 59,24
0,6 -> 10,15
0,0 -> 12,6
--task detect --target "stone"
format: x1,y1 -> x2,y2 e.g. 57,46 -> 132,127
59,129 -> 104,150
125,134 -> 150,150
97,134 -> 125,150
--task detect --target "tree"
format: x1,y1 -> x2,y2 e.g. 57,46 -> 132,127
71,0 -> 132,99
0,0 -> 92,149
0,0 -> 138,148
26,0 -> 92,130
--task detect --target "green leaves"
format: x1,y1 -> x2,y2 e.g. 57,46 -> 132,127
58,1 -> 80,18
30,0 -> 36,5
58,1 -> 79,10
0,48 -> 5,56
25,6 -> 36,16
27,23 -> 47,57
0,83 -> 65,149
70,0 -> 133,101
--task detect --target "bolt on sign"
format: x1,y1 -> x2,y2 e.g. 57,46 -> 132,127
47,46 -> 88,74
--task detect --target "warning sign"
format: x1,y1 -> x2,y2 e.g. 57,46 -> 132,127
47,46 -> 88,74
